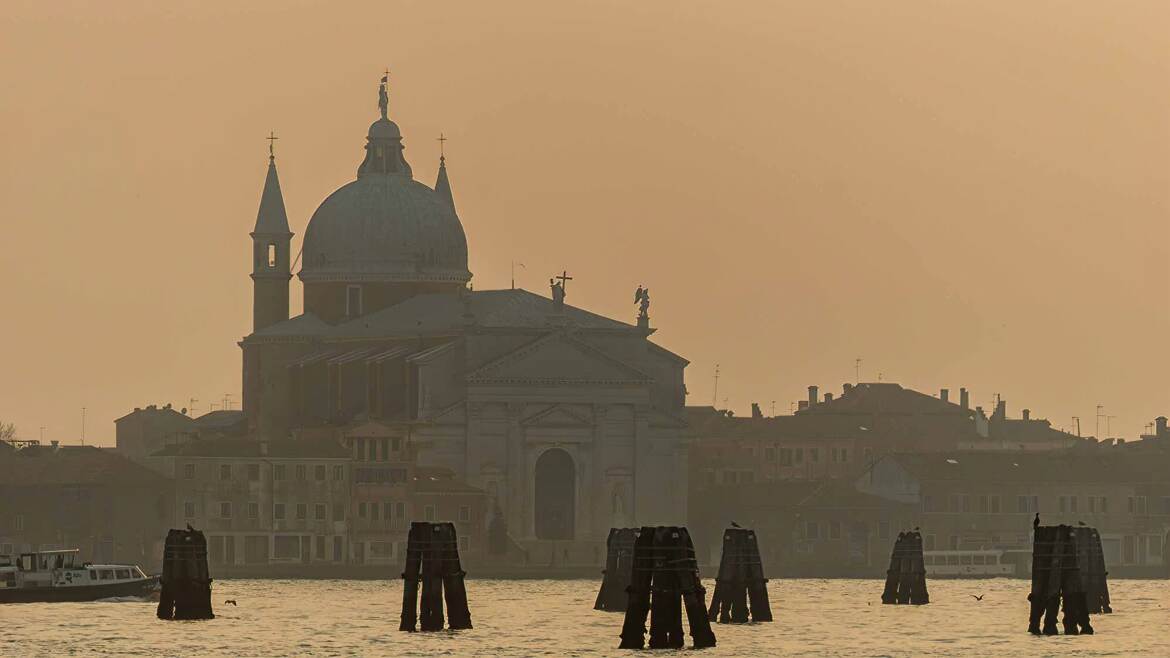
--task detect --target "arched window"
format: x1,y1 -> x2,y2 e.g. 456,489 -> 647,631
267,243 -> 277,267
612,484 -> 626,515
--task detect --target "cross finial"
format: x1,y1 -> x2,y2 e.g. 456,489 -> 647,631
267,130 -> 279,159
437,132 -> 447,159
556,270 -> 573,290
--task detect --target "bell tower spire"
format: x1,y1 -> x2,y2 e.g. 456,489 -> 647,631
251,132 -> 293,332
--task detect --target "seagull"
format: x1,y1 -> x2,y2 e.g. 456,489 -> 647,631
971,594 -> 984,602
1078,521 -> 1087,526
224,599 -> 238,606
730,521 -> 742,528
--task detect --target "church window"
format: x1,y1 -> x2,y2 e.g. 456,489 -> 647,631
346,285 -> 363,317
267,243 -> 277,268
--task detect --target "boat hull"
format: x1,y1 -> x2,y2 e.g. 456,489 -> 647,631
0,577 -> 158,603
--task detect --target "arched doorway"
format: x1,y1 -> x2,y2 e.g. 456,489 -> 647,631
534,448 -> 575,540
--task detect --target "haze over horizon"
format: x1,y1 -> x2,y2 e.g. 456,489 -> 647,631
1,0 -> 1166,444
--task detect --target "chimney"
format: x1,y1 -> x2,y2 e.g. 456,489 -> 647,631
50,440 -> 60,450
843,383 -> 854,395
751,403 -> 763,419
824,393 -> 834,403
1022,408 -> 1031,421
1156,416 -> 1168,437
959,388 -> 969,410
798,400 -> 809,411
808,386 -> 819,407
940,388 -> 949,403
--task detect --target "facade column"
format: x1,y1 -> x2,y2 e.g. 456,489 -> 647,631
591,404 -> 607,538
505,402 -> 527,539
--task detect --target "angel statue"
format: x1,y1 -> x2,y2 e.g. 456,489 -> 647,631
634,285 -> 650,319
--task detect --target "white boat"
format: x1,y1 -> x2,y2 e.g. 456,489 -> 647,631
923,549 -> 1015,577
0,549 -> 158,603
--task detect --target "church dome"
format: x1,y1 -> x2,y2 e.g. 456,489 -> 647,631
300,175 -> 469,284
298,83 -> 470,285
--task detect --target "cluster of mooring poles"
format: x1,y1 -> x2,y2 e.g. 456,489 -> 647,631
156,526 -> 214,620
1029,523 -> 1108,635
153,519 -> 1120,643
400,521 -> 472,632
618,526 -> 717,649
881,530 -> 929,605
707,526 -> 773,623
594,527 -> 638,612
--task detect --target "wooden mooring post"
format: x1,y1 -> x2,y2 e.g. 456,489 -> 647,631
1073,525 -> 1111,614
618,526 -> 716,650
1028,524 -> 1094,635
156,526 -> 214,620
400,521 -> 472,632
595,527 -> 638,611
707,526 -> 772,623
880,530 -> 929,605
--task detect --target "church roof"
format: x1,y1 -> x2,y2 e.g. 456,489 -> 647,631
253,157 -> 291,235
332,289 -> 635,338
250,312 -> 332,338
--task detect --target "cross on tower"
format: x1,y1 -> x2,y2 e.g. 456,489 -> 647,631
556,270 -> 573,292
437,132 -> 447,158
267,130 -> 279,158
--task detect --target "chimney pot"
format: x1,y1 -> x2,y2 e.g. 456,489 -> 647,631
824,392 -> 833,403
940,388 -> 949,403
959,388 -> 969,410
798,400 -> 809,411
808,386 -> 819,406
843,383 -> 854,394
1022,408 -> 1031,421
1156,416 -> 1168,437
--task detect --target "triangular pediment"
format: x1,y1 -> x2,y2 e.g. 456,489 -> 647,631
522,404 -> 594,428
468,332 -> 652,385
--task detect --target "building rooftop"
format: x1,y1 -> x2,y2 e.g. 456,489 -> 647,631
151,438 -> 350,459
0,445 -> 167,487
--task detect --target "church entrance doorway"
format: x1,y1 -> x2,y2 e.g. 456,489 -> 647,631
534,448 -> 575,540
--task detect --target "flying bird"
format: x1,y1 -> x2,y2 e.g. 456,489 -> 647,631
971,594 -> 984,602
224,599 -> 238,606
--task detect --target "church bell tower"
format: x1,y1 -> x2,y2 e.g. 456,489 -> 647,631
251,138 -> 293,332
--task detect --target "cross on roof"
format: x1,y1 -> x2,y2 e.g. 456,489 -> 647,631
267,130 -> 278,158
556,270 -> 573,291
437,132 -> 447,158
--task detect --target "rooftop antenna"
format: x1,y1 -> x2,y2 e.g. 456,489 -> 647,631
511,261 -> 525,290
81,407 -> 86,446
1096,404 -> 1104,438
711,363 -> 720,407
1072,416 -> 1081,437
854,358 -> 862,383
189,398 -> 199,416
39,426 -> 45,443
770,400 -> 776,417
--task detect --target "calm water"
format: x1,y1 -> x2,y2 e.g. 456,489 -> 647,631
3,578 -> 1168,656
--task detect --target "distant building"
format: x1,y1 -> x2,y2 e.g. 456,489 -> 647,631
154,438 -> 352,570
688,382 -> 1084,490
234,78 -> 688,565
0,443 -> 171,569
115,405 -> 249,475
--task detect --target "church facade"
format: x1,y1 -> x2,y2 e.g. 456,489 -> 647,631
241,79 -> 690,558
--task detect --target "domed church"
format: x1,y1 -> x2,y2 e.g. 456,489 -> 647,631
242,78 -> 689,560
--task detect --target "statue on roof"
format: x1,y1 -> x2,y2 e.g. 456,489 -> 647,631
550,278 -> 566,307
378,74 -> 389,119
634,285 -> 650,319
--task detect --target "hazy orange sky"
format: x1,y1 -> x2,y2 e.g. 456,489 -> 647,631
1,1 -> 1166,445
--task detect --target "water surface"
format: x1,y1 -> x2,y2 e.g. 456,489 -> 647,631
3,578 -> 1167,656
